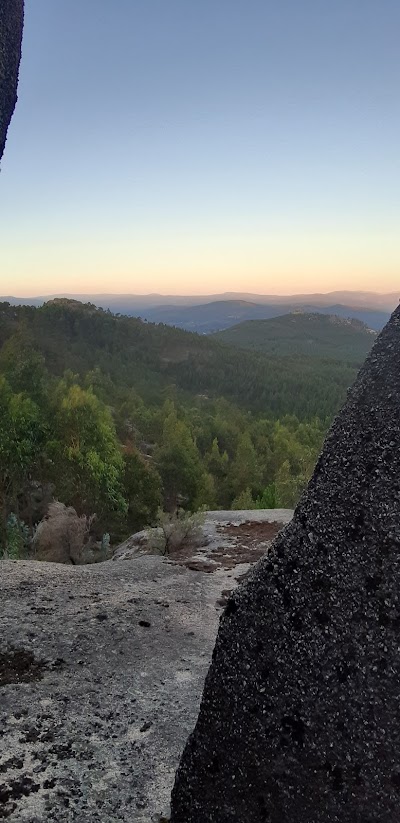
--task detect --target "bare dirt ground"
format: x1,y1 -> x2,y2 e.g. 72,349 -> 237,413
191,520 -> 281,568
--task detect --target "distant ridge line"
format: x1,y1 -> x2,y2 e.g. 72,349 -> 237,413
0,290 -> 398,310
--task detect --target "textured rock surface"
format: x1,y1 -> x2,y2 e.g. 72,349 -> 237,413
0,510 -> 290,821
170,305 -> 400,822
0,0 -> 24,161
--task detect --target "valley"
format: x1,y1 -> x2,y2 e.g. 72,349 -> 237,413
0,297 -> 369,558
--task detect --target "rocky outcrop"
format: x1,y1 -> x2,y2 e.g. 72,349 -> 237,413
170,306 -> 400,822
0,0 -> 24,161
0,511 -> 290,821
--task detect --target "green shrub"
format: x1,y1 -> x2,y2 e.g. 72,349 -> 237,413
149,508 -> 205,555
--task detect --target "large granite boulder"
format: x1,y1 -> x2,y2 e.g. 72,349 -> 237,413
0,0 -> 24,161
170,305 -> 400,822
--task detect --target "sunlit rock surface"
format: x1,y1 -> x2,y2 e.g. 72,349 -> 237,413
0,0 -> 24,161
170,306 -> 400,823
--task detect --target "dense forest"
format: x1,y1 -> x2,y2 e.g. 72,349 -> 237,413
216,312 -> 376,362
0,299 -> 367,559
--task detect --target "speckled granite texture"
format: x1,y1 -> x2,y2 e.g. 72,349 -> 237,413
0,0 -> 24,161
170,305 -> 400,822
0,512 -> 289,821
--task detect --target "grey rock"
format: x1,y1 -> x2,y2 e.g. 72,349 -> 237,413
0,510 -> 289,821
113,529 -> 158,561
0,0 -> 24,162
170,304 -> 400,822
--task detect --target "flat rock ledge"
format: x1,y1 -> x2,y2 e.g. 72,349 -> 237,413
0,510 -> 292,822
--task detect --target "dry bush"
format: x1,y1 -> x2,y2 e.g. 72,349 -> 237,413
32,501 -> 95,564
149,508 -> 205,556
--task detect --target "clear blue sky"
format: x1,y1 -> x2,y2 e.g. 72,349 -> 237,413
1,0 -> 399,296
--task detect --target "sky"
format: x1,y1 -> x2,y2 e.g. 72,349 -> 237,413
0,0 -> 399,297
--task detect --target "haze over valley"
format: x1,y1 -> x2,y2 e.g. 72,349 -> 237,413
1,290 -> 396,332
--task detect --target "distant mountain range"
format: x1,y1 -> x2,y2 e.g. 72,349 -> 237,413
140,301 -> 389,333
1,291 -> 396,332
216,312 -> 376,363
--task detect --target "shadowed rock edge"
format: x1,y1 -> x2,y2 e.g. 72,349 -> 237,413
0,0 -> 24,162
170,305 -> 400,822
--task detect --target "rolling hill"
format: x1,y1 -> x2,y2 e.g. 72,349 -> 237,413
143,302 -> 389,333
0,299 -> 380,545
215,312 -> 377,363
0,299 -> 360,421
0,292 -> 394,331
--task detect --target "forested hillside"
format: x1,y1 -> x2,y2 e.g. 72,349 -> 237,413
216,312 -> 376,362
1,294 -> 391,331
0,299 -> 368,558
142,302 -> 389,333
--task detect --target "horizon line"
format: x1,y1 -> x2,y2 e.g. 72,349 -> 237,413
1,289 -> 398,300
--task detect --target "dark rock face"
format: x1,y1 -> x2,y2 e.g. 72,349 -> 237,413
0,0 -> 24,161
170,306 -> 400,822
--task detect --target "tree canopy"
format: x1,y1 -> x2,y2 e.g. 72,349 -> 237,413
0,299 -> 358,556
